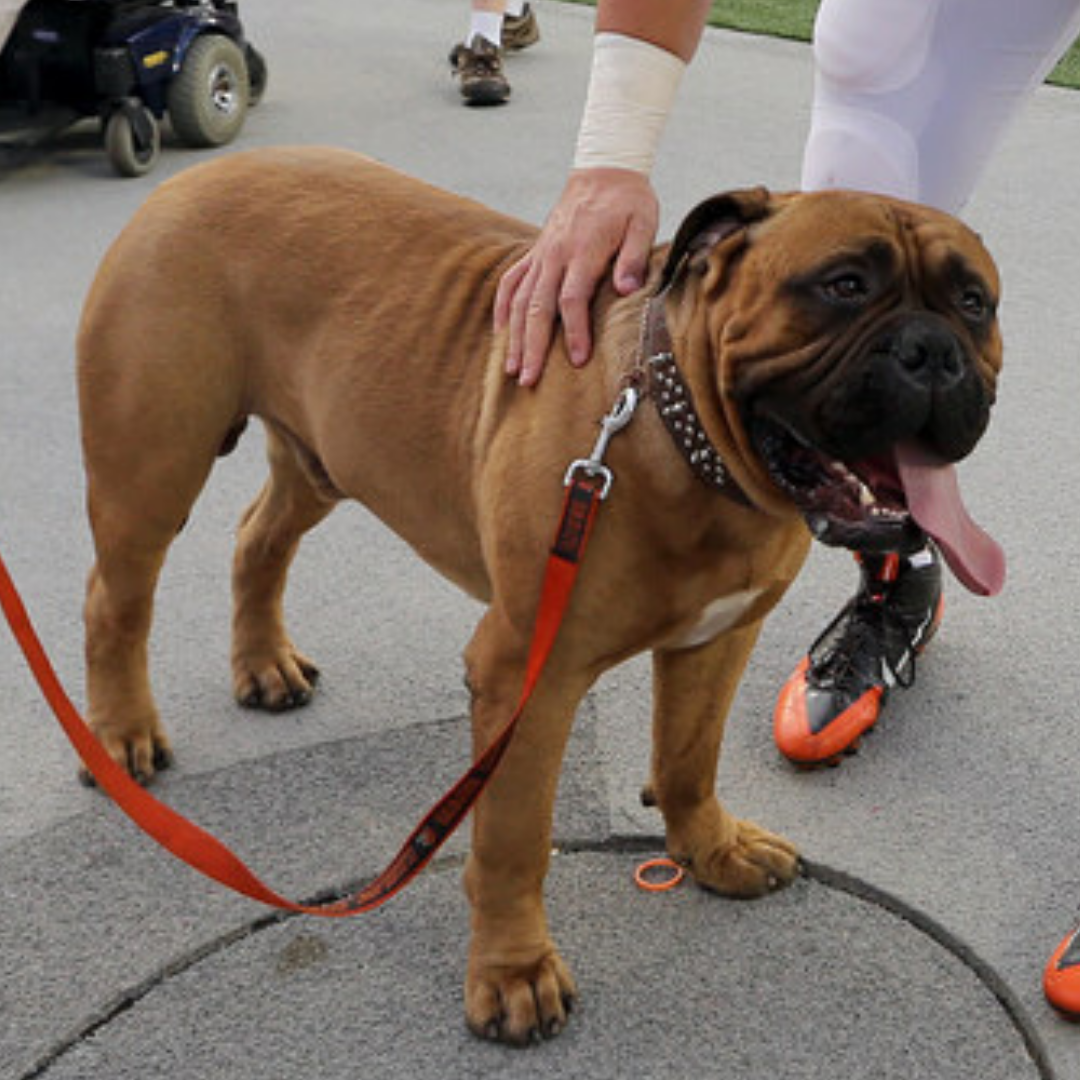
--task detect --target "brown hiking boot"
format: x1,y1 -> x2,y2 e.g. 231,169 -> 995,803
502,4 -> 540,51
449,37 -> 510,106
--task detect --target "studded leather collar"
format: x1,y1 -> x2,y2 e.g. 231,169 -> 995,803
634,292 -> 750,505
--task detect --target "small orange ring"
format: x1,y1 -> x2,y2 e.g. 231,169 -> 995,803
634,857 -> 685,892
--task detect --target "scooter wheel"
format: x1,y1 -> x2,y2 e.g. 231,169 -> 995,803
168,34 -> 249,147
104,107 -> 160,178
246,44 -> 268,107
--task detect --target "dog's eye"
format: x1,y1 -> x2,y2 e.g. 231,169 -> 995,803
959,286 -> 989,320
821,273 -> 869,303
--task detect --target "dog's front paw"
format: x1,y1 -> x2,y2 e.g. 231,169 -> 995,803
465,947 -> 578,1046
232,643 -> 320,711
81,714 -> 174,787
674,812 -> 800,898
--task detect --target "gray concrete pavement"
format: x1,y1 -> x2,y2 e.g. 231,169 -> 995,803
2,2 -> 1079,1077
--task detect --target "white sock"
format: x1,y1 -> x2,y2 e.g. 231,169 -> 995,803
468,11 -> 503,48
505,0 -> 526,16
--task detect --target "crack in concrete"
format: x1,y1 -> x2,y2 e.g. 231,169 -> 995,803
17,840 -> 1055,1080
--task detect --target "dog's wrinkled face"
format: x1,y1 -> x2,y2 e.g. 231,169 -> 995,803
665,189 -> 1004,595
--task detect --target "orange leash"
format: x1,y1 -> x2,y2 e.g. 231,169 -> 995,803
0,388 -> 639,916
0,480 -> 600,915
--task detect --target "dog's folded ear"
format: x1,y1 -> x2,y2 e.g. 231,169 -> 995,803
659,187 -> 775,292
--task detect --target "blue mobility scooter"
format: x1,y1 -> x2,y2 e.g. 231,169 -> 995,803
0,0 -> 266,176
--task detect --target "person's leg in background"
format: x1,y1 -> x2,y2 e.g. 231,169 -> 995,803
449,0 -> 540,107
772,0 -> 1080,1015
775,0 -> 1080,767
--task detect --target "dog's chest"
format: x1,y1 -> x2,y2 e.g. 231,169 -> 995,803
673,588 -> 766,649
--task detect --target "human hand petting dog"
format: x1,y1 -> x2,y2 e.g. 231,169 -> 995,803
493,0 -> 705,387
494,167 -> 659,386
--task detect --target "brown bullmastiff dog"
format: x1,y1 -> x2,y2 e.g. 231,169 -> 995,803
77,147 -> 1004,1044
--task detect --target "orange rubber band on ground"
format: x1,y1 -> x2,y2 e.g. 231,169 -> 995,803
634,857 -> 685,892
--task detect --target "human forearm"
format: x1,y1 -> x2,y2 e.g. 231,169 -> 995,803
596,0 -> 711,61
496,0 -> 710,381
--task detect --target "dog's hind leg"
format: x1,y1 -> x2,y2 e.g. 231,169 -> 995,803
230,426 -> 337,711
649,626 -> 800,897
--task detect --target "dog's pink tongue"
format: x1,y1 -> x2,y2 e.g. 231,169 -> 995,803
894,441 -> 1005,596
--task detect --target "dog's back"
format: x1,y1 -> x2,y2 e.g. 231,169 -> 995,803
79,147 -> 534,414
77,148 -> 540,590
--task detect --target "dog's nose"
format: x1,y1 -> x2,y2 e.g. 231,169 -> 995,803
893,321 -> 966,390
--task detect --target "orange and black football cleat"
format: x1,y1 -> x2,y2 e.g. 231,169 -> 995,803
1045,922 -> 1080,1018
774,544 -> 943,766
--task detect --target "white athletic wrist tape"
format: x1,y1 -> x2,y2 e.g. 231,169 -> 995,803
573,32 -> 686,175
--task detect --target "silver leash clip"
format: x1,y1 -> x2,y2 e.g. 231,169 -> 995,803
562,386 -> 640,500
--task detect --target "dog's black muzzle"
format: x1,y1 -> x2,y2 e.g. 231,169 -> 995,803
747,310 -> 995,554
770,312 -> 991,466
